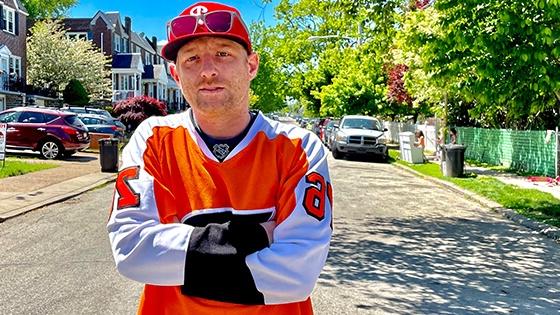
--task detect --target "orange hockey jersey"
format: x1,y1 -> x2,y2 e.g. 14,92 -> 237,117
107,110 -> 332,314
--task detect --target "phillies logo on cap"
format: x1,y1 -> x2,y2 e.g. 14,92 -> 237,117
189,5 -> 208,16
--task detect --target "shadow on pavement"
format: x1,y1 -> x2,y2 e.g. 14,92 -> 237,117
320,216 -> 560,314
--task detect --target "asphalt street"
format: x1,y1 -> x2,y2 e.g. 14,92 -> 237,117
0,154 -> 559,314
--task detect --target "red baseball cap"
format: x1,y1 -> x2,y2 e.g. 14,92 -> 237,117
161,1 -> 252,62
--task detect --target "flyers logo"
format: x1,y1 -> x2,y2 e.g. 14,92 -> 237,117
116,166 -> 141,210
303,172 -> 332,221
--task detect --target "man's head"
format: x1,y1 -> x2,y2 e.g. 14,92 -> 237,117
162,1 -> 252,62
164,2 -> 259,117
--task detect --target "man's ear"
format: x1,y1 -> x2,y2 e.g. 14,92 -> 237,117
247,52 -> 259,81
170,64 -> 180,83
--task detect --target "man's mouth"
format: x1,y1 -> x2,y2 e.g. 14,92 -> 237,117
199,86 -> 224,93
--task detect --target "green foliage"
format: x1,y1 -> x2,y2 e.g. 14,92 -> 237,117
396,1 -> 560,129
253,0 -> 412,117
0,158 -> 58,179
27,20 -> 112,101
63,79 -> 90,105
250,22 -> 287,113
21,0 -> 77,20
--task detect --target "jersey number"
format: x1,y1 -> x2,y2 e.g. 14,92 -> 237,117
116,166 -> 140,209
303,172 -> 332,221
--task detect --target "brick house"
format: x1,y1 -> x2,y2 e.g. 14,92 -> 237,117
63,11 -> 186,111
0,0 -> 27,110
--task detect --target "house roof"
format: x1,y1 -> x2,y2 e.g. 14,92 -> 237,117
90,11 -> 114,29
142,64 -> 167,80
131,32 -> 156,54
62,18 -> 91,32
112,53 -> 143,69
14,0 -> 28,14
105,11 -> 127,37
105,12 -> 120,28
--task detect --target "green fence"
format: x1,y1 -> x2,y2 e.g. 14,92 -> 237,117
457,127 -> 556,177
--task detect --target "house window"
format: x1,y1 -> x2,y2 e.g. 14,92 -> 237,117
2,7 -> 15,34
9,56 -> 21,78
114,34 -> 121,52
67,32 -> 88,40
145,53 -> 152,65
120,74 -> 129,90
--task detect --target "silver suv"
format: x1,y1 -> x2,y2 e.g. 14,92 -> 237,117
332,115 -> 388,161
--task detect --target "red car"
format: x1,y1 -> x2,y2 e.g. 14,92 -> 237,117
0,107 -> 90,159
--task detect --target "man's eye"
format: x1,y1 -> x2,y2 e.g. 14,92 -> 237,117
217,51 -> 230,57
185,56 -> 198,62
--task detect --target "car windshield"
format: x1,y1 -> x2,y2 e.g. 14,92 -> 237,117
341,118 -> 381,131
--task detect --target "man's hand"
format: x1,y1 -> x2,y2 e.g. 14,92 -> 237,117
260,221 -> 276,245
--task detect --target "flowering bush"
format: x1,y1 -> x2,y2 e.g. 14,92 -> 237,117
113,96 -> 167,132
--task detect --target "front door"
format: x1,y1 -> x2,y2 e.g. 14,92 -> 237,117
0,57 -> 8,90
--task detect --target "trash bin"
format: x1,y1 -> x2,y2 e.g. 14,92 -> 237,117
99,138 -> 119,173
443,144 -> 466,177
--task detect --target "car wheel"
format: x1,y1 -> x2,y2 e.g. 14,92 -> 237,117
40,140 -> 62,159
332,147 -> 343,160
379,152 -> 389,163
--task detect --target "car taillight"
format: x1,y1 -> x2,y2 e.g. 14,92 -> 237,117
61,125 -> 79,135
110,125 -> 118,131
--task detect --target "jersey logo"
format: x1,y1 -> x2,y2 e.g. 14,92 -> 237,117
115,166 -> 141,210
303,172 -> 332,221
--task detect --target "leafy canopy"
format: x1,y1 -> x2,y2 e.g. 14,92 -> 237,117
27,20 -> 112,101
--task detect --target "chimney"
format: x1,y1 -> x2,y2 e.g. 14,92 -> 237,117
125,17 -> 132,52
151,36 -> 158,51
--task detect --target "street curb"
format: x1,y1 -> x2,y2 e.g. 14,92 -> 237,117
392,162 -> 560,242
0,175 -> 116,223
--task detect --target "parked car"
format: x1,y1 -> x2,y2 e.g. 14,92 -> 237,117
0,107 -> 90,159
77,113 -> 125,140
331,115 -> 388,161
324,119 -> 340,150
63,106 -> 114,119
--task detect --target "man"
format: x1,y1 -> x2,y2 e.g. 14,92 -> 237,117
107,2 -> 332,314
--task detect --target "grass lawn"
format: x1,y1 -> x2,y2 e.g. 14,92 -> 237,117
0,158 -> 58,179
389,149 -> 560,227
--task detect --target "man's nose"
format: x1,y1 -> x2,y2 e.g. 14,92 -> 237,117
200,57 -> 218,79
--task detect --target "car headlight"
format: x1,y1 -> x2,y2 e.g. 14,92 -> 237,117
335,133 -> 347,142
377,136 -> 386,144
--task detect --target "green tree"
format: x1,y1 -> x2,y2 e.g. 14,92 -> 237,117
63,79 -> 89,105
249,22 -> 287,113
27,20 -> 112,101
21,0 -> 77,20
397,1 -> 560,129
253,0 -> 411,117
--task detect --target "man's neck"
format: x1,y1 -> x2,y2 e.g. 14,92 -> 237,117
192,109 -> 252,140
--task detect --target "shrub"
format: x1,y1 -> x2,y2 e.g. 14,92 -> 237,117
63,79 -> 90,105
113,96 -> 167,132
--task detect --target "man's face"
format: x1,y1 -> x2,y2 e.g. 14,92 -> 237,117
173,36 -> 259,116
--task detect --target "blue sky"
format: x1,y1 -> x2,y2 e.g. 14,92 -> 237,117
69,0 -> 279,44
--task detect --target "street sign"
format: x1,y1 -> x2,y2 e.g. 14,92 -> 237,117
0,123 -> 6,162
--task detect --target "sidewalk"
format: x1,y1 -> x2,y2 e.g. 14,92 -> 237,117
0,152 -> 117,222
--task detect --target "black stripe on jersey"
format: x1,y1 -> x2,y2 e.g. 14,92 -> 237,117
183,210 -> 274,227
182,221 -> 269,304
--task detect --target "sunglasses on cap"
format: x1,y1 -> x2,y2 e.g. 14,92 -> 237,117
167,10 -> 249,39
